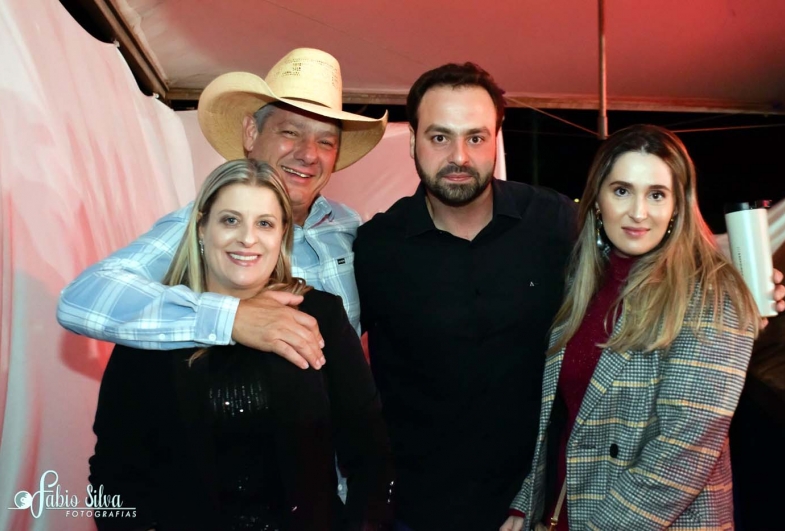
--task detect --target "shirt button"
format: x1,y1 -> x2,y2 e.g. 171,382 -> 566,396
158,333 -> 166,340
208,333 -> 217,341
337,484 -> 344,491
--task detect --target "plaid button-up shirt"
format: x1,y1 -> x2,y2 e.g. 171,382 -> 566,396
57,196 -> 362,349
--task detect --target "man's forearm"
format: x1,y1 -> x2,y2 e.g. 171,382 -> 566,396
58,263 -> 239,349
55,203 -> 242,349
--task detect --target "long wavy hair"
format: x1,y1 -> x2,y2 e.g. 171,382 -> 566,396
163,159 -> 309,361
548,125 -> 759,355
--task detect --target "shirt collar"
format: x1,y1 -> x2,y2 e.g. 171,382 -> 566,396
302,196 -> 334,229
405,178 -> 521,238
492,178 -> 522,221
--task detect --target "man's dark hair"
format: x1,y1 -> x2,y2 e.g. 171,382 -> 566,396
406,62 -> 506,133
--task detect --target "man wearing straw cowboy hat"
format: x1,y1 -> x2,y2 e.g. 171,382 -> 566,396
57,48 -> 387,371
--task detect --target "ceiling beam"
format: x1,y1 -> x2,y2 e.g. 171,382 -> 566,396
165,89 -> 783,115
65,0 -> 168,99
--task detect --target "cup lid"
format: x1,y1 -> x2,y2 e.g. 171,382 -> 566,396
724,200 -> 772,214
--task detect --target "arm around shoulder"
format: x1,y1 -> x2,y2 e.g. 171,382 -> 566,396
57,203 -> 238,350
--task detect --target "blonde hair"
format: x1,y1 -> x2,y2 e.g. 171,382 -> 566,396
549,125 -> 759,356
163,159 -> 310,361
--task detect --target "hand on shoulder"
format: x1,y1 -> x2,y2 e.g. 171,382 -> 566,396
233,290 -> 325,370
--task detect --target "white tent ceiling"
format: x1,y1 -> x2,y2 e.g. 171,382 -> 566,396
105,0 -> 785,114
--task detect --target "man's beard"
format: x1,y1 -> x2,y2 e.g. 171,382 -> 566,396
415,154 -> 494,208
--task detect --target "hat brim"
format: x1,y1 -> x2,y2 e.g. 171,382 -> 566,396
198,72 -> 387,171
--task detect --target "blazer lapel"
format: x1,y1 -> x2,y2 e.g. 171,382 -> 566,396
571,318 -> 632,433
541,324 -> 569,418
541,350 -> 564,414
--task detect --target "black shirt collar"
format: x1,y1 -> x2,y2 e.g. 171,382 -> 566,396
405,178 -> 522,238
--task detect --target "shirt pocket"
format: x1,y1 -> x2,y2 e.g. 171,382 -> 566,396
321,252 -> 361,333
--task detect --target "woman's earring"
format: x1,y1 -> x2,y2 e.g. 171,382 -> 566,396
666,216 -> 675,236
199,239 -> 205,256
595,210 -> 605,248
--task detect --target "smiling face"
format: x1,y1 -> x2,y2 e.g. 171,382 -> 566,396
597,151 -> 676,257
410,86 -> 497,207
244,106 -> 340,225
199,183 -> 285,299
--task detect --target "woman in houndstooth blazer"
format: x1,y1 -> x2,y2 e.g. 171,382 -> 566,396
502,125 -> 782,531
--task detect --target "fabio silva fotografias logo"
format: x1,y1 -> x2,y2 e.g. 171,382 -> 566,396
10,470 -> 136,520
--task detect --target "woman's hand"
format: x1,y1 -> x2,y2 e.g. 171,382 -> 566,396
500,515 -> 524,531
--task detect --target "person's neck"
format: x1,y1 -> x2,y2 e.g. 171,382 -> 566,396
425,185 -> 493,241
293,206 -> 309,227
607,247 -> 638,282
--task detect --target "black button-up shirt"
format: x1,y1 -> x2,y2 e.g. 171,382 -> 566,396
354,179 -> 577,531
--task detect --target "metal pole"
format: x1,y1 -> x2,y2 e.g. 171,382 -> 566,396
531,110 -> 539,186
598,0 -> 608,139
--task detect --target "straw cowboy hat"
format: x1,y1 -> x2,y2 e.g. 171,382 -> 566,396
198,48 -> 388,171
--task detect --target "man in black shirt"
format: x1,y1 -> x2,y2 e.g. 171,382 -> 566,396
354,63 -> 577,530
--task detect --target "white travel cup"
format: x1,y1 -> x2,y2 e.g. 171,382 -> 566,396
724,200 -> 777,317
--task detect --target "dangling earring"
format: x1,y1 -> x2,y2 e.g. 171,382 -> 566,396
199,239 -> 205,256
666,216 -> 676,236
595,209 -> 605,248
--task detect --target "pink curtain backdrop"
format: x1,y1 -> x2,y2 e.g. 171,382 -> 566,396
0,0 -> 195,529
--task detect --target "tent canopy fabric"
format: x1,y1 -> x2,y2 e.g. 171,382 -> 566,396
105,0 -> 785,114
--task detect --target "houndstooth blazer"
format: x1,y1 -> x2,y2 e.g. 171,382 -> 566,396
510,291 -> 755,531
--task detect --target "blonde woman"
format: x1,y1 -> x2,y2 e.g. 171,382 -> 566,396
89,159 -> 393,531
502,125 -> 784,530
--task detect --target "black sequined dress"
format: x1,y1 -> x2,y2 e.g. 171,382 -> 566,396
90,290 -> 394,531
